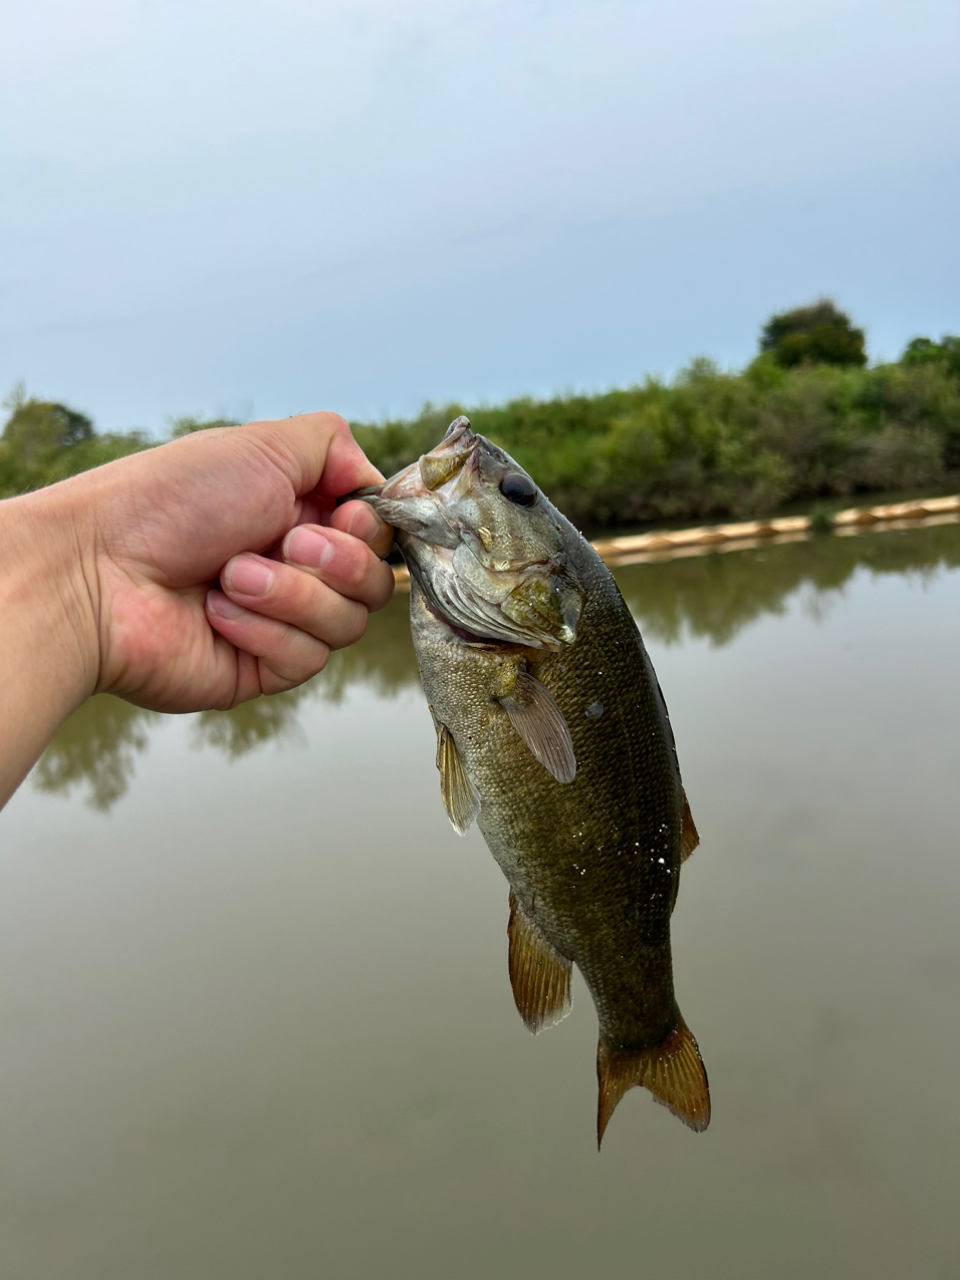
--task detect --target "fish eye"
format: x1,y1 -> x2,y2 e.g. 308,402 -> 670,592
499,472 -> 538,506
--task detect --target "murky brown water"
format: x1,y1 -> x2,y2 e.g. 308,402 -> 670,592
3,523 -> 959,1278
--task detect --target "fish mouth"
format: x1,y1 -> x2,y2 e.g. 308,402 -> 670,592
362,417 -> 480,540
359,416 -> 583,648
381,416 -> 478,506
341,419 -> 479,514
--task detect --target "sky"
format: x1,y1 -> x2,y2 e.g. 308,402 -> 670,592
2,0 -> 958,434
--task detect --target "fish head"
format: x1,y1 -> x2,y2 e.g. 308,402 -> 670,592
368,417 -> 584,648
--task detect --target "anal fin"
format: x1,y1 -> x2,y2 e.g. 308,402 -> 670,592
597,1013 -> 710,1146
436,723 -> 480,835
507,892 -> 573,1034
680,793 -> 700,862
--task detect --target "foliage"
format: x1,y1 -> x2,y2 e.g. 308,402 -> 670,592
4,316 -> 960,533
0,391 -> 150,495
900,334 -> 960,379
0,399 -> 237,497
354,351 -> 960,534
759,299 -> 867,369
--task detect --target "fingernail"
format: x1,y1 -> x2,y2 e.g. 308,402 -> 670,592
224,555 -> 274,597
344,504 -> 380,543
207,590 -> 245,619
285,526 -> 335,569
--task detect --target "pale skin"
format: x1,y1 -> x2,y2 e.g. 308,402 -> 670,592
0,412 -> 395,809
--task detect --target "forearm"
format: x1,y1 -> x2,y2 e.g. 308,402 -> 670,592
0,485 -> 100,807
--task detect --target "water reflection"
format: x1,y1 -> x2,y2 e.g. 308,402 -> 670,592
34,521 -> 960,809
616,519 -> 960,647
32,696 -> 161,811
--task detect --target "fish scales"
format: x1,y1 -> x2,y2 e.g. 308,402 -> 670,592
368,416 -> 709,1142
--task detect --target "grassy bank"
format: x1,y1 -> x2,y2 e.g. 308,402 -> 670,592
4,332 -> 959,537
353,351 -> 960,535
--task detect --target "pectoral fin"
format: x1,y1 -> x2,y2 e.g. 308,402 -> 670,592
596,1014 -> 710,1146
498,671 -> 576,784
507,892 -> 573,1033
680,793 -> 699,862
435,723 -> 480,835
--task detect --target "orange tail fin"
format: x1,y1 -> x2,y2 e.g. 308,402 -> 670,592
597,1015 -> 710,1146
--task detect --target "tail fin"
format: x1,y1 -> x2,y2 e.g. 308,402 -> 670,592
596,1015 -> 710,1146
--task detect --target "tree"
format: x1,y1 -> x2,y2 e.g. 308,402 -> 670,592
1,396 -> 95,470
0,390 -> 150,496
760,299 -> 867,369
900,335 -> 960,378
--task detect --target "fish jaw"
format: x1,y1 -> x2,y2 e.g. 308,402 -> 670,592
365,460 -> 460,550
366,419 -> 585,648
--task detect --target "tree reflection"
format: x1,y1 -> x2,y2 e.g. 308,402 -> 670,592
33,521 -> 960,810
617,520 -> 960,647
32,695 -> 160,810
191,685 -> 315,758
319,591 -> 418,702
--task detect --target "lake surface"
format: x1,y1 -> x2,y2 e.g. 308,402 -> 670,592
3,522 -> 960,1279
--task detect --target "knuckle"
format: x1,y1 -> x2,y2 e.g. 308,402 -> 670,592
370,565 -> 395,610
320,411 -> 350,436
264,634 -> 330,689
261,669 -> 298,696
338,604 -> 368,648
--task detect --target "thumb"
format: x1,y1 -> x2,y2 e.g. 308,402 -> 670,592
243,413 -> 383,500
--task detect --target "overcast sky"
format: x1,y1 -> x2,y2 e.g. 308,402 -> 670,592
2,0 -> 958,434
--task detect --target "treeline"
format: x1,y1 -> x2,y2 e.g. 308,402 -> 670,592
0,393 -> 236,498
4,303 -> 960,534
352,305 -> 960,532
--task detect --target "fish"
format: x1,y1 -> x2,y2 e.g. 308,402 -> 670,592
366,416 -> 709,1143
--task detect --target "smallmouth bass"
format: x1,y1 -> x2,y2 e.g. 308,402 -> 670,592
367,417 -> 709,1143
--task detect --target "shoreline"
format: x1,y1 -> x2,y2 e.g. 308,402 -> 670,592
389,494 -> 960,589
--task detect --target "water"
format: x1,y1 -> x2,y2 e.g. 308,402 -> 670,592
3,523 -> 959,1279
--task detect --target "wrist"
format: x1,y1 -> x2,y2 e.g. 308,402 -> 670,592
0,481 -> 102,805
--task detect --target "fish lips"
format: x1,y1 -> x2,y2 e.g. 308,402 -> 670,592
363,462 -> 462,550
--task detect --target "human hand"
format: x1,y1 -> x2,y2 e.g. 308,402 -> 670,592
27,412 -> 394,713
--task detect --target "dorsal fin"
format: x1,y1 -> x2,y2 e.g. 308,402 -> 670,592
680,793 -> 699,862
596,1014 -> 710,1146
507,892 -> 573,1034
498,671 -> 576,784
435,723 -> 480,835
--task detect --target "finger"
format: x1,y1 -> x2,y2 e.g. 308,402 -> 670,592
280,525 -> 394,610
220,553 -> 375,648
328,500 -> 395,559
206,592 -> 332,695
244,412 -> 383,501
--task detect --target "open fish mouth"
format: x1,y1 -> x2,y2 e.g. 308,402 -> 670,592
338,420 -> 479,511
359,417 -> 583,649
368,416 -> 480,526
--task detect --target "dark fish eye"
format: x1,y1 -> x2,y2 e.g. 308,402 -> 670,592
499,472 -> 538,506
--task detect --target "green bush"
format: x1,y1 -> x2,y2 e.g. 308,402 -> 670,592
901,335 -> 960,378
4,319 -> 960,534
0,388 -> 149,495
355,355 -> 960,533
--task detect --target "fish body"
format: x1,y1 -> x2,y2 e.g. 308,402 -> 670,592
369,417 -> 709,1141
